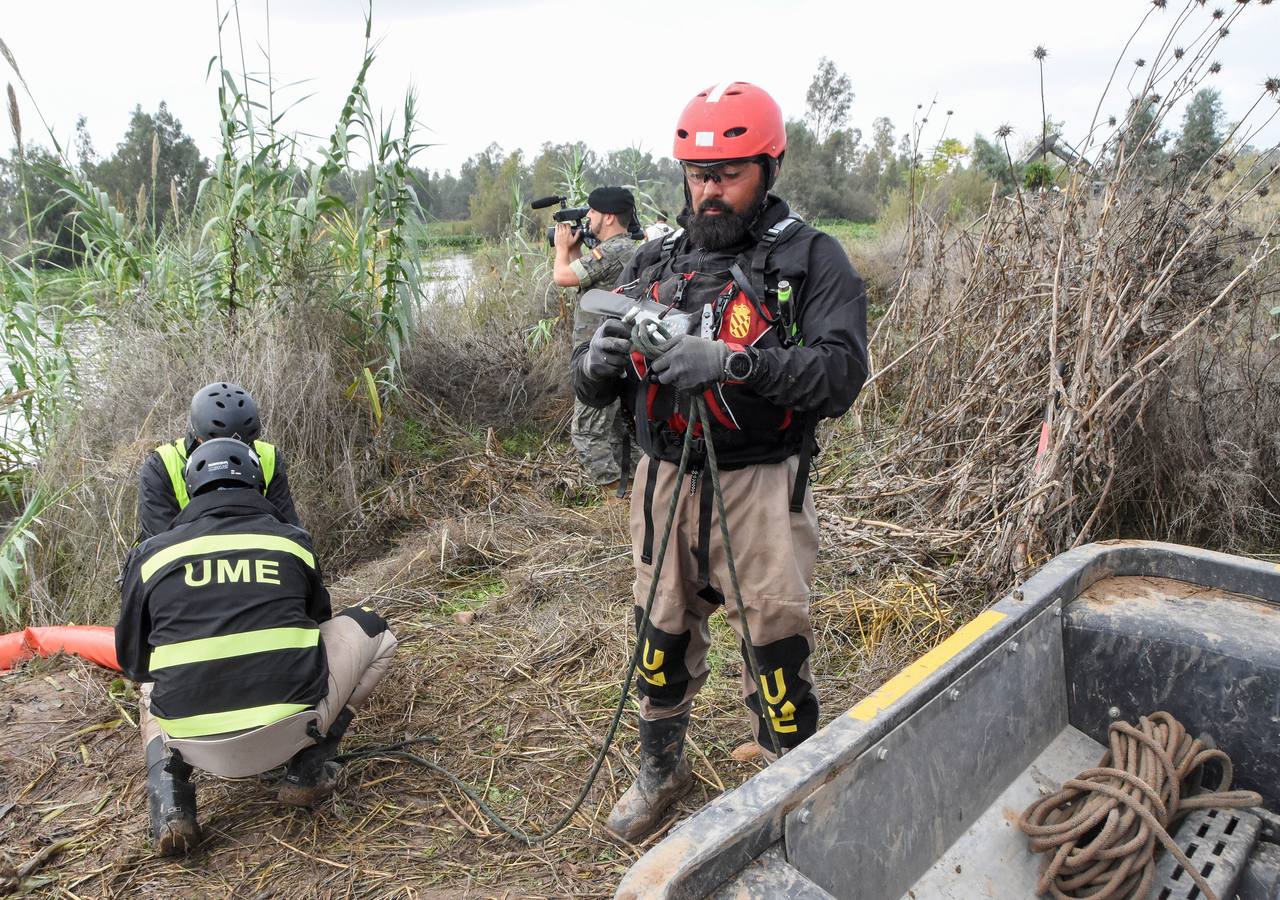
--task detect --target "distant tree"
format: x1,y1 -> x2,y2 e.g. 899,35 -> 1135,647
777,119 -> 875,221
416,167 -> 471,221
1175,88 -> 1224,175
858,117 -> 903,204
0,143 -> 81,266
469,147 -> 527,240
73,116 -> 96,168
972,134 -> 1017,191
87,103 -> 209,234
1119,96 -> 1169,182
928,138 -> 969,178
598,146 -> 682,223
530,141 -> 597,203
804,58 -> 854,143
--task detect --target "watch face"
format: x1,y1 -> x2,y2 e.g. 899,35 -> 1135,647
728,353 -> 752,380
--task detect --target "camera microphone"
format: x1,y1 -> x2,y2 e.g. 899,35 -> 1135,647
531,195 -> 566,210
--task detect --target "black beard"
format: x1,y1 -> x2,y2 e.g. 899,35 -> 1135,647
686,185 -> 767,251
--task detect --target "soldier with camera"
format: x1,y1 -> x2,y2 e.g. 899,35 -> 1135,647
552,186 -> 641,499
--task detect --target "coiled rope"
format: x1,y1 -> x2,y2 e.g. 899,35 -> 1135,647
337,312 -> 782,844
1018,711 -> 1262,899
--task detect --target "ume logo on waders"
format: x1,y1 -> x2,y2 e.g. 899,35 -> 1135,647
761,667 -> 798,732
640,639 -> 667,687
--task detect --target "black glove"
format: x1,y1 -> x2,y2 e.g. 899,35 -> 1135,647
649,334 -> 729,391
580,318 -> 633,381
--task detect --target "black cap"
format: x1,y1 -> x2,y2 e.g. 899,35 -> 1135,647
587,186 -> 635,215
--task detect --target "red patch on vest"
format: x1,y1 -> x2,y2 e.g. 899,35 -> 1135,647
718,297 -> 770,345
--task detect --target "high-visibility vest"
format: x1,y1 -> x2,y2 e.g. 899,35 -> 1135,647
154,439 -> 277,509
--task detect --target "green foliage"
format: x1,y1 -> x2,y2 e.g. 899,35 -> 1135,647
927,138 -> 969,178
441,577 -> 507,617
0,144 -> 81,265
779,119 -> 878,221
777,59 -> 907,221
0,256 -> 83,470
0,484 -> 55,624
1024,160 -> 1055,190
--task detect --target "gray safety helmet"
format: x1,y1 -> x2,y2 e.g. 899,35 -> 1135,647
184,438 -> 264,498
190,382 -> 261,443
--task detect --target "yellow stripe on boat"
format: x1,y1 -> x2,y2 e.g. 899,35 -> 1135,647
849,610 -> 1008,722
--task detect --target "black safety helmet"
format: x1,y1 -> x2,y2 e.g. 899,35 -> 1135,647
190,382 -> 261,443
184,438 -> 264,498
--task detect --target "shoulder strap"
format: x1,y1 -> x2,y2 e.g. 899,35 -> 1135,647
725,216 -> 808,344
661,227 -> 685,258
253,440 -> 277,489
155,439 -> 190,510
629,227 -> 687,299
750,215 -> 804,307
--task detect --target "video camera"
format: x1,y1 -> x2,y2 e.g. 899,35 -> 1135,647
531,195 -> 598,249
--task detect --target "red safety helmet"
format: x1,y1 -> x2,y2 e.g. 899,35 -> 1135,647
673,82 -> 787,164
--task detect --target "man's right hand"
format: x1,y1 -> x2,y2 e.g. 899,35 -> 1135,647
581,318 -> 633,381
554,221 -> 582,252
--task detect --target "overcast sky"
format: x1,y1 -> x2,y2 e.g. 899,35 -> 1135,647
3,1 -> 1277,174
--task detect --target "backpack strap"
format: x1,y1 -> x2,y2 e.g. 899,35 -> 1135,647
661,227 -> 685,257
752,215 -> 805,324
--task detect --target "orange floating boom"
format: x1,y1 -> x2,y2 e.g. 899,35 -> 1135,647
0,625 -> 120,672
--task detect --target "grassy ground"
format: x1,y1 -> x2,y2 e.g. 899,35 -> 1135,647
810,219 -> 879,243
0,429 -> 920,898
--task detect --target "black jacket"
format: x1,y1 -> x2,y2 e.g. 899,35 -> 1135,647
117,489 -> 330,736
572,196 -> 869,468
136,436 -> 300,541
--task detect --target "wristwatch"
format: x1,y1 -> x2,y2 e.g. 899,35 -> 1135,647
723,347 -> 758,382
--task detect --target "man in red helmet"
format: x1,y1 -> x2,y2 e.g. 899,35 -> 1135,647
572,82 -> 869,840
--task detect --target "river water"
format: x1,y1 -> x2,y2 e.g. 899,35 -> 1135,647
420,251 -> 476,302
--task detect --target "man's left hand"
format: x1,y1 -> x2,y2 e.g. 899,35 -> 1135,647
650,334 -> 729,391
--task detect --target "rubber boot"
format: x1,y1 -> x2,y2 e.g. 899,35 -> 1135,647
146,738 -> 201,856
605,712 -> 694,842
278,708 -> 353,808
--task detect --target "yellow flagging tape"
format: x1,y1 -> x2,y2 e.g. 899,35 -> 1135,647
848,610 -> 1008,722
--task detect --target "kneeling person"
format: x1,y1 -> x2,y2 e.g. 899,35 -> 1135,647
116,438 -> 398,855
137,381 -> 300,541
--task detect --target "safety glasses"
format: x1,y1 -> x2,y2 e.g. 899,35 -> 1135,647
681,162 -> 752,186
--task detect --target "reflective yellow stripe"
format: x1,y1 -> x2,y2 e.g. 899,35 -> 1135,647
155,440 -> 190,509
149,626 -> 319,671
153,703 -> 310,738
848,610 -> 1008,722
253,440 -> 277,488
140,533 -> 315,582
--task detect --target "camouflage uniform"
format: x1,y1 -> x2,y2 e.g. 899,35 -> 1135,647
569,232 -> 638,486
